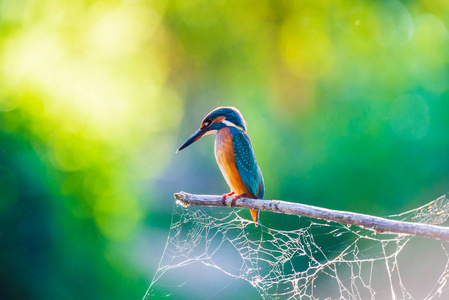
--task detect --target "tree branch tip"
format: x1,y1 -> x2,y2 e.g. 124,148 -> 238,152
174,192 -> 189,207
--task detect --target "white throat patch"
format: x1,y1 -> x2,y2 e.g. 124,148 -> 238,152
222,120 -> 243,131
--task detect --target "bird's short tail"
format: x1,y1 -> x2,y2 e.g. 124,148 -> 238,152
250,209 -> 260,227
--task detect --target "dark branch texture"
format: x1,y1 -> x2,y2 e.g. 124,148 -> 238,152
174,192 -> 449,242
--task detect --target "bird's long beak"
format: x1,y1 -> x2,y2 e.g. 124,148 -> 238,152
176,128 -> 208,153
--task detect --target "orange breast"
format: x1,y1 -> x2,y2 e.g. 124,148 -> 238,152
214,127 -> 251,196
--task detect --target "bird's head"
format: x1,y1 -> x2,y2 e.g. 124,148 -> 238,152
177,106 -> 246,153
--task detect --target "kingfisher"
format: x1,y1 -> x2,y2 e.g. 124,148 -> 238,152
177,106 -> 265,225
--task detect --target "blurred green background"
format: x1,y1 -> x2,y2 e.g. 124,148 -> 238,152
1,0 -> 449,299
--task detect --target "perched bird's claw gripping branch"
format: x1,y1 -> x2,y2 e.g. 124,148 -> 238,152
174,191 -> 449,242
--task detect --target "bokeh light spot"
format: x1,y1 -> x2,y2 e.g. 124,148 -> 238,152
370,0 -> 414,48
48,131 -> 98,171
279,16 -> 335,79
94,194 -> 142,240
87,4 -> 162,57
413,14 -> 449,48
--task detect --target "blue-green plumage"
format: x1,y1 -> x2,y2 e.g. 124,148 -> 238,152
231,127 -> 264,199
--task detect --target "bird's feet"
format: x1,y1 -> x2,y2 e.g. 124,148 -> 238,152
231,194 -> 247,207
221,192 -> 235,206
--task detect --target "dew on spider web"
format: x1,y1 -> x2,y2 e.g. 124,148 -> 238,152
144,194 -> 449,299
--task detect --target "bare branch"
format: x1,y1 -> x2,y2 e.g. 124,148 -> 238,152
174,192 -> 449,242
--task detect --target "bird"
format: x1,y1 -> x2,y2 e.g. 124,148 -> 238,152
177,106 -> 265,225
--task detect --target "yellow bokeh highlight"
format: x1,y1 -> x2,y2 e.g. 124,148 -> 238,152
48,130 -> 99,172
86,3 -> 163,58
94,191 -> 142,240
410,14 -> 449,94
279,15 -> 335,80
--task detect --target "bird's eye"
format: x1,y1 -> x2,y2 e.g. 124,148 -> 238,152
203,121 -> 210,127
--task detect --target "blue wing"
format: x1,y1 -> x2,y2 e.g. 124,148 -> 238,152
231,128 -> 265,199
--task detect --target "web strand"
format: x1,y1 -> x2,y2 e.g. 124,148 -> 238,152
145,194 -> 449,299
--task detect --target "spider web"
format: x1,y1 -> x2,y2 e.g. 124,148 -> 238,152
144,194 -> 449,299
